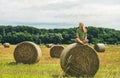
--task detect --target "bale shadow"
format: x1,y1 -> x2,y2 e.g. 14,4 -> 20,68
52,74 -> 94,78
7,61 -> 41,66
51,75 -> 59,78
7,62 -> 17,65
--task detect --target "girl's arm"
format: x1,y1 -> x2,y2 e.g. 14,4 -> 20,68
85,34 -> 88,40
83,34 -> 89,43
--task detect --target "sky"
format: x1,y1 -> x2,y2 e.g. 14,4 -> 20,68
0,0 -> 120,30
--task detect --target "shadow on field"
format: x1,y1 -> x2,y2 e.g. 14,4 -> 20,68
7,62 -> 17,65
6,62 -> 35,65
51,73 -> 70,78
52,75 -> 59,78
52,74 -> 94,78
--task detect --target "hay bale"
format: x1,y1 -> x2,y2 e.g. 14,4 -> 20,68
14,41 -> 42,64
3,43 -> 10,48
60,43 -> 99,77
46,44 -> 54,48
94,43 -> 105,52
50,45 -> 64,58
0,43 -> 2,46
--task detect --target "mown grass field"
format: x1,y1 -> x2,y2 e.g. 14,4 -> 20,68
0,44 -> 120,78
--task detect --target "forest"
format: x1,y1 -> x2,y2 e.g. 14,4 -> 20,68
0,25 -> 120,44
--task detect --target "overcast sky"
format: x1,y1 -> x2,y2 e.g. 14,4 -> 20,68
0,0 -> 120,30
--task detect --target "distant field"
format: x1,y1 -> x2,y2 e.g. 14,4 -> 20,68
0,44 -> 120,78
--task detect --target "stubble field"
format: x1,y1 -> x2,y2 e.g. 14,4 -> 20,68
0,44 -> 120,78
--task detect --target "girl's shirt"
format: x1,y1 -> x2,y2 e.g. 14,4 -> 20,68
76,28 -> 87,41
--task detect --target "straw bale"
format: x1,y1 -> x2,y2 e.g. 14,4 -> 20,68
46,44 -> 54,48
60,43 -> 99,77
0,43 -> 2,46
94,43 -> 105,52
50,45 -> 64,58
3,43 -> 10,48
14,41 -> 42,64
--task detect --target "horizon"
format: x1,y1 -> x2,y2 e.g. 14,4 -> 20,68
0,22 -> 120,30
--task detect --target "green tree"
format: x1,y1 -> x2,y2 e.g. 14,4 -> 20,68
12,32 -> 33,44
0,35 -> 2,42
0,25 -> 120,44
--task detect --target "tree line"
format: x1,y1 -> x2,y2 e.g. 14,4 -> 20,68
0,25 -> 120,44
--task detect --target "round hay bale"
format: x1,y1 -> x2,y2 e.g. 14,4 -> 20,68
46,44 -> 54,48
94,43 -> 105,52
60,43 -> 99,77
3,43 -> 10,48
50,45 -> 64,58
14,41 -> 42,64
0,43 -> 2,46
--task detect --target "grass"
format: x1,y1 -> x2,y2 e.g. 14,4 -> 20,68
0,63 -> 61,78
0,44 -> 120,78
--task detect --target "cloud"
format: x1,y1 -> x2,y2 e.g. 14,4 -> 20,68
0,0 -> 120,30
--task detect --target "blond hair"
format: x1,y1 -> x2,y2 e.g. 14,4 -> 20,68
79,22 -> 87,33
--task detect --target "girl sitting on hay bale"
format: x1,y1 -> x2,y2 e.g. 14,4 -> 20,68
76,22 -> 89,44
